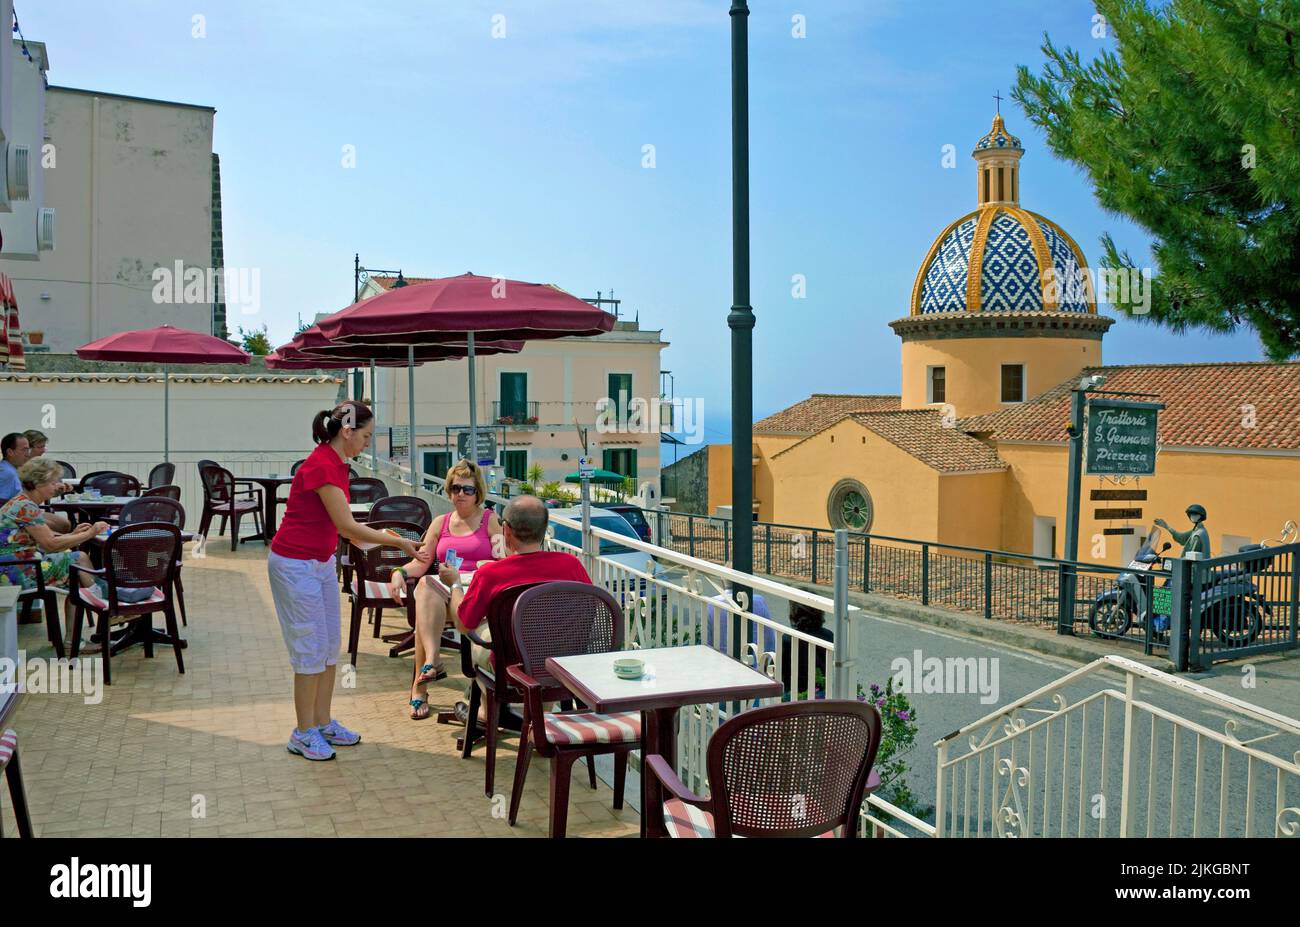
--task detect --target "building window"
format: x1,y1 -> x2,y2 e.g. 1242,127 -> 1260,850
607,373 -> 633,422
928,366 -> 946,404
828,479 -> 874,532
1001,364 -> 1025,403
983,169 -> 990,203
500,449 -> 528,481
422,451 -> 452,490
603,448 -> 638,481
499,372 -> 528,421
997,167 -> 1005,201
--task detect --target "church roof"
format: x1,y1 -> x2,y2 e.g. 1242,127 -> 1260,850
755,393 -> 900,435
959,362 -> 1300,451
772,409 -> 1007,474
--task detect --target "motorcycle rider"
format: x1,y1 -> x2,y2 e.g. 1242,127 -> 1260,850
1155,504 -> 1212,558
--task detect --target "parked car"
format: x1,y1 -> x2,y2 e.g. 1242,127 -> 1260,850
596,502 -> 652,543
548,507 -> 666,578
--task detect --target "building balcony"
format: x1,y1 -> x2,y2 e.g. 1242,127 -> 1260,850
493,400 -> 540,429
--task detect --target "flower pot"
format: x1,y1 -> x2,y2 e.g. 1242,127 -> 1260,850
26,331 -> 44,345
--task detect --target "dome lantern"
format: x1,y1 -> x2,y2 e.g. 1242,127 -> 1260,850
973,112 -> 1024,207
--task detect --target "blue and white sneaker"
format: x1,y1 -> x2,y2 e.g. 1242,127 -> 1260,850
287,727 -> 336,761
316,719 -> 362,747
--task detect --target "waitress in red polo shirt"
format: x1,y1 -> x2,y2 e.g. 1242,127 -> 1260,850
268,400 -> 428,762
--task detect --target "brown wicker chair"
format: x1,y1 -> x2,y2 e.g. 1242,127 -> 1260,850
644,699 -> 882,838
143,484 -> 182,503
0,555 -> 66,658
119,496 -> 190,626
197,465 -> 263,551
147,462 -> 176,489
338,477 -> 391,586
0,727 -> 32,837
344,520 -> 423,668
460,581 -> 550,799
55,460 -> 76,481
367,495 -> 432,531
505,582 -> 639,837
68,522 -> 185,686
81,470 -> 142,498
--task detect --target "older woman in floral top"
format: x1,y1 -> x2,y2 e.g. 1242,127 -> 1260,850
0,457 -> 107,650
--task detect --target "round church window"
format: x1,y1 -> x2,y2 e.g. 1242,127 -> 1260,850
828,479 -> 873,532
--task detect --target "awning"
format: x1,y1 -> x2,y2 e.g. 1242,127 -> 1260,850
0,274 -> 25,371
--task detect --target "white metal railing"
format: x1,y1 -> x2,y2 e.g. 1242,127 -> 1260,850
935,655 -> 1300,838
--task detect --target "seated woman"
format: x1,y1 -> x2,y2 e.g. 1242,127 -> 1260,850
0,458 -> 109,651
388,460 -> 502,720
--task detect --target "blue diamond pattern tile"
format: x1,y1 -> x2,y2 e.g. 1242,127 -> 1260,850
1037,220 -> 1090,312
980,213 -> 1040,312
919,217 -> 977,313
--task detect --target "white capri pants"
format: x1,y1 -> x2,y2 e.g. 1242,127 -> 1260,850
268,551 -> 341,675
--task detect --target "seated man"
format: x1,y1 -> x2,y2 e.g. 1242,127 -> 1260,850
704,585 -> 777,655
0,433 -> 28,505
440,494 -> 591,720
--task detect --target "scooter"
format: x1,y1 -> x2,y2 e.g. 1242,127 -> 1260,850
1088,526 -> 1172,640
1089,521 -> 1296,646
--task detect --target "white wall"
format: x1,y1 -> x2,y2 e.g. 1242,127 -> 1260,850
0,373 -> 340,525
0,40 -> 47,257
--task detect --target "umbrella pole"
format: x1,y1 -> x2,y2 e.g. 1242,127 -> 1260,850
467,331 -> 478,466
163,365 -> 170,463
407,346 -> 417,490
369,359 -> 378,473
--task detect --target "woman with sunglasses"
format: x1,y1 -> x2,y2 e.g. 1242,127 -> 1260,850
388,459 -> 503,719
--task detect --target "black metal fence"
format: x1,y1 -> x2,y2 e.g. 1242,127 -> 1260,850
648,510 -> 1300,663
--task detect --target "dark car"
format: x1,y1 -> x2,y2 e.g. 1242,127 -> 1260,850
596,503 -> 652,543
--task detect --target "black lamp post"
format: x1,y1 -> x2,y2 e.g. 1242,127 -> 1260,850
729,0 -> 754,645
352,255 -> 407,467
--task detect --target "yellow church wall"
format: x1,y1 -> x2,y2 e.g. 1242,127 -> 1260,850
996,442 -> 1300,565
767,419 -> 941,538
937,469 -> 1008,552
900,336 -> 1101,418
754,434 -> 801,523
705,443 -> 733,516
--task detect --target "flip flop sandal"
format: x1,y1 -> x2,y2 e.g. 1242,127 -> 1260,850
415,663 -> 448,685
409,698 -> 431,721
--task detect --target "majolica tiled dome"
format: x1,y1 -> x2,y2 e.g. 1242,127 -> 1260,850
908,113 -> 1096,316
912,207 -> 1093,314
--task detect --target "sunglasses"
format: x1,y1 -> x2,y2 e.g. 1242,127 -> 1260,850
449,484 -> 479,496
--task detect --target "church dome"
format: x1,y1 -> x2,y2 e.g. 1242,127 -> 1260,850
908,113 -> 1096,316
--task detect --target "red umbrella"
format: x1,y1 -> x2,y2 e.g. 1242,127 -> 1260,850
275,323 -> 525,476
0,273 -> 26,371
77,324 -> 250,461
317,272 -> 615,344
316,272 -> 615,471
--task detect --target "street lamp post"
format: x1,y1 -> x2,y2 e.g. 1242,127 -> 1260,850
353,256 -> 407,474
729,0 -> 754,655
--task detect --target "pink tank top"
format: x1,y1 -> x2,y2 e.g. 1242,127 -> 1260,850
435,510 -> 496,566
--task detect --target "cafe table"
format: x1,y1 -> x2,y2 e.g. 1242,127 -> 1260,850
240,475 -> 294,543
44,495 -> 132,528
545,644 -> 783,837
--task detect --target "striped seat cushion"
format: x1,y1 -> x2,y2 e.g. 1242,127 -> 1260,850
77,584 -> 165,610
542,710 -> 641,746
350,577 -> 395,601
0,729 -> 16,770
663,797 -> 838,838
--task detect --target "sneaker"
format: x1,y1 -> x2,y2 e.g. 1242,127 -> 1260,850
316,719 -> 361,747
286,727 -> 336,761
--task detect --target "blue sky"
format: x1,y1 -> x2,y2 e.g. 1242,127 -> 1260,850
27,0 -> 1266,449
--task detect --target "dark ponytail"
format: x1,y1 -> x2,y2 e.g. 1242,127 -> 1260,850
312,400 -> 373,444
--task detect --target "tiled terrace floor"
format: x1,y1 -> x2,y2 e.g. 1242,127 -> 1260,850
2,543 -> 639,837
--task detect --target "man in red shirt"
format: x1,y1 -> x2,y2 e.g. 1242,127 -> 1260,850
438,494 -> 590,713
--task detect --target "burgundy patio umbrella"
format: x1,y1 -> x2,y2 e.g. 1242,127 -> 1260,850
278,321 -> 524,480
316,272 -> 615,470
77,324 -> 250,462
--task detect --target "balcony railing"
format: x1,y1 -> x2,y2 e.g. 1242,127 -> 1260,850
492,401 -> 540,428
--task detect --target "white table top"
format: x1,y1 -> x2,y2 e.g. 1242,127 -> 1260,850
547,644 -> 782,713
349,503 -> 373,514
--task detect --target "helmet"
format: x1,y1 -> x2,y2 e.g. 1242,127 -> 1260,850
1186,504 -> 1207,519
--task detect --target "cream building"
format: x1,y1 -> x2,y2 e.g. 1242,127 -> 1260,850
356,275 -> 669,489
3,82 -> 224,354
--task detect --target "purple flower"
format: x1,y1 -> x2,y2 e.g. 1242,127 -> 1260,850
897,709 -> 911,721
870,683 -> 881,694
875,698 -> 885,710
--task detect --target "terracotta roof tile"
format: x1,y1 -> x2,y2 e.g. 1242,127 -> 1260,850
851,410 -> 1008,473
959,362 -> 1300,450
369,275 -> 438,291
755,393 -> 901,434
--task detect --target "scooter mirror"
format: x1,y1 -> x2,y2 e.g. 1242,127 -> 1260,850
1161,542 -> 1172,552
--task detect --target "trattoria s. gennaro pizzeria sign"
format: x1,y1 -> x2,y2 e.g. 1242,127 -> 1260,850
1084,399 -> 1162,476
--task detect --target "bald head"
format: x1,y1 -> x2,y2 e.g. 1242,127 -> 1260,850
503,494 -> 548,546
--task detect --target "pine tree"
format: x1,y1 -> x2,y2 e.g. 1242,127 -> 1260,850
1014,0 -> 1300,358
